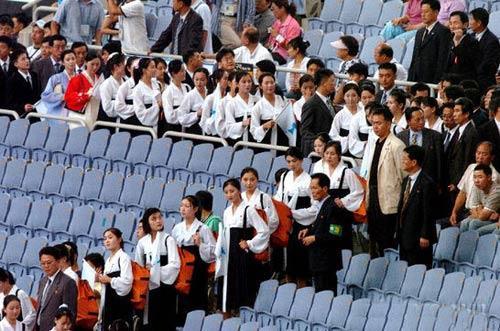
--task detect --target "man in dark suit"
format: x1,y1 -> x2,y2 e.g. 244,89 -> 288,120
469,8 -> 500,92
301,68 -> 335,156
0,35 -> 16,109
32,34 -> 67,91
446,11 -> 479,82
151,0 -> 203,55
408,0 -> 451,84
36,246 -> 77,331
375,62 -> 397,105
397,145 -> 438,269
480,97 -> 500,171
397,105 -> 443,186
298,173 -> 349,293
182,50 -> 203,89
6,49 -> 41,117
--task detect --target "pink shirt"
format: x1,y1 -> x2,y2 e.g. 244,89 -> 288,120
268,14 -> 302,59
405,0 -> 423,25
438,0 -> 466,24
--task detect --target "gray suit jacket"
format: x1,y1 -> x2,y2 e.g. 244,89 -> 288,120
36,271 -> 77,331
32,57 -> 58,92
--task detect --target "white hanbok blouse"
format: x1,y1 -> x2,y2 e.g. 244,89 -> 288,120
348,109 -> 372,158
177,87 -> 206,128
132,80 -> 161,126
274,170 -> 312,210
224,93 -> 259,140
162,83 -> 190,125
172,219 -> 216,263
215,94 -> 233,138
250,95 -> 286,143
242,189 -> 279,233
292,96 -> 305,122
100,76 -> 126,118
200,85 -> 225,136
425,117 -> 443,133
0,286 -> 35,331
329,104 -> 363,154
115,77 -> 136,120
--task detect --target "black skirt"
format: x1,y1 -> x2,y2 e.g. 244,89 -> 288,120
178,245 -> 209,312
102,270 -> 133,331
286,196 -> 312,278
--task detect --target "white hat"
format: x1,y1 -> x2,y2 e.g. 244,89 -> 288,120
33,19 -> 46,29
330,39 -> 347,50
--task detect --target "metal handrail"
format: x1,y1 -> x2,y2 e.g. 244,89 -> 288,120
25,112 -> 88,128
92,120 -> 158,138
0,109 -> 20,120
162,131 -> 228,146
22,0 -> 49,21
33,6 -> 57,22
234,141 -> 289,154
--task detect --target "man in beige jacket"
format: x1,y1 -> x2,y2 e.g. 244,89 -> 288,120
366,105 -> 406,257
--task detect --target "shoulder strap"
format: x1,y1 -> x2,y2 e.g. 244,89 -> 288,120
339,167 -> 348,189
15,288 -> 20,297
243,206 -> 250,229
260,193 -> 264,209
281,170 -> 290,201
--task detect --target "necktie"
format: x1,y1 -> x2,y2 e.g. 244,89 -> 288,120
443,130 -> 451,150
422,28 -> 429,43
326,98 -> 335,117
26,75 -> 32,88
2,63 -> 7,73
173,18 -> 184,55
402,177 -> 412,210
54,63 -> 60,73
77,68 -> 82,74
381,91 -> 387,104
411,132 -> 418,145
448,128 -> 460,151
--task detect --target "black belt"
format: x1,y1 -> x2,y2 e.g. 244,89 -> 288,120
339,128 -> 349,137
358,131 -> 368,141
125,99 -> 133,105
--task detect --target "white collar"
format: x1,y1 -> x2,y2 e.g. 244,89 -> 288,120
475,29 -> 487,41
180,9 -> 190,21
316,195 -> 329,212
409,169 -> 422,182
0,57 -> 9,66
316,91 -> 328,104
18,70 -> 31,80
426,20 -> 438,32
458,120 -> 471,135
48,270 -> 60,282
50,56 -> 59,66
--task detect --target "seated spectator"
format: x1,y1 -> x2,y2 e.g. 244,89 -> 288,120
373,43 -> 408,81
410,82 -> 430,98
459,164 -> 500,235
330,35 -> 360,75
380,0 -> 423,41
267,0 -> 301,64
447,11 -> 479,82
183,50 -> 203,89
437,0 -> 466,26
214,48 -> 236,72
213,0 -> 255,49
27,20 -> 45,60
151,0 -> 203,54
254,0 -> 274,45
5,49 -> 41,117
375,62 -> 397,104
306,58 -> 324,77
422,96 -> 443,133
234,26 -> 273,65
52,0 -> 105,44
285,36 -> 310,99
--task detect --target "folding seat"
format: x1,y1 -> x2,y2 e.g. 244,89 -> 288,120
302,29 -> 324,55
159,181 -> 185,217
0,158 -> 6,184
52,126 -> 89,166
451,309 -> 474,331
0,233 -> 27,269
194,146 -> 233,187
108,174 -> 145,213
345,0 -> 383,35
293,290 -> 334,331
325,0 -> 363,32
364,300 -> 390,331
16,275 -> 34,295
259,326 -> 278,331
36,202 -> 73,240
0,119 -> 30,158
469,313 -> 489,331
250,151 -> 273,183
336,249 -> 352,283
30,164 -> 64,201
337,253 -> 370,295
257,283 -> 297,327
56,205 -> 94,242
9,236 -> 48,277
365,0 -> 404,37
32,122 -> 69,162
317,31 -> 343,62
211,186 -> 227,217
366,259 -> 407,301
87,171 -> 125,210
358,36 -> 384,66
457,275 -> 482,309
263,155 -> 286,193
11,121 -> 50,160
0,117 -> 10,143
67,169 -> 104,206
386,264 -> 426,302
0,193 -> 10,224
274,286 -> 315,330
416,302 -> 439,331
72,129 -> 110,169
10,161 -> 46,198
184,183 -> 207,197
0,232 -> 6,257
221,317 -> 241,331
92,131 -> 131,172
0,196 -> 32,234
308,0 -> 343,31
112,134 -> 152,176
406,268 -> 445,304
163,215 -> 177,234
83,208 -> 115,245
442,230 -> 478,273
342,298 -> 370,330
14,199 -> 52,237
174,143 -> 214,183
457,233 -> 497,277
386,38 -> 406,63
87,245 -> 105,256
143,0 -> 158,15
472,279 -> 497,313
201,313 -> 223,331
478,247 -> 500,280
469,0 -> 490,11
214,149 -> 254,187
402,38 -> 415,70
383,301 -> 408,331
437,272 -> 465,305
350,256 -> 388,299
433,226 -> 459,268
134,137 -> 172,178
153,140 -> 193,180
487,282 -> 500,328
240,322 -> 258,331
182,310 -> 205,331
115,211 -> 137,251
0,159 -> 27,194
492,1 -> 500,11
400,302 -> 424,330
128,177 -> 165,216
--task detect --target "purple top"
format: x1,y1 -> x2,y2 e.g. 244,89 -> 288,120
437,0 -> 466,24
405,0 -> 423,25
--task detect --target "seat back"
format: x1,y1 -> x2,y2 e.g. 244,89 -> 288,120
5,196 -> 32,228
457,276 -> 481,308
251,152 -> 273,181
356,0 -> 382,25
433,305 -> 456,330
221,317 -> 241,331
105,132 -> 131,160
472,233 -> 497,267
99,172 -> 125,202
1,233 -> 27,263
417,302 -> 439,331
325,294 -> 353,328
91,208 -> 115,238
2,159 -> 27,188
201,314 -> 223,331
21,161 -> 46,191
337,0 -> 362,23
386,38 -> 406,62
206,146 -> 233,174
381,260 -> 407,292
146,137 -> 172,165
39,164 -> 65,194
0,193 -> 11,223
402,38 -> 415,69
344,298 -> 370,330
84,129 -> 110,158
126,135 -> 152,163
79,169 -> 105,200
0,117 -> 10,142
270,283 -> 297,316
63,126 -> 89,154
47,202 -> 73,233
22,237 -> 48,266
44,122 -> 69,152
187,143 -> 214,172
307,290 -> 334,324
363,256 -> 388,290
69,205 -> 94,235
115,211 -> 136,242
160,181 -> 185,212
166,140 -> 193,169
438,271 -> 465,305
453,230 -> 479,263
253,279 -> 279,313
140,177 -> 166,207
303,29 -> 324,55
25,199 -> 52,229
473,279 -> 497,311
377,0 -> 404,25
120,174 -> 145,205
288,286 -> 315,319
318,31 -> 344,59
24,121 -> 50,149
183,310 -> 205,331
359,36 -> 384,64
433,227 -> 459,261
488,282 -> 500,318
344,253 -> 370,287
227,149 -> 254,178
399,264 -> 427,297
418,268 -> 445,302
4,119 -> 30,146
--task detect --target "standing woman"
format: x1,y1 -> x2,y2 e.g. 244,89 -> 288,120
267,0 -> 302,64
201,69 -> 228,136
328,83 -> 363,155
225,71 -> 260,145
64,53 -> 104,129
274,147 -> 312,287
178,68 -> 210,135
215,179 -> 270,317
115,57 -> 142,130
162,60 -> 190,136
285,37 -> 310,99
348,100 -> 376,159
0,269 -> 35,330
215,71 -> 238,139
132,58 -> 162,131
0,296 -> 24,331
172,196 -> 216,319
153,58 -> 169,93
310,133 -> 330,170
96,228 -> 133,331
387,88 -> 408,135
40,49 -> 76,119
98,53 -> 127,122
250,73 -> 289,146
135,208 -> 180,331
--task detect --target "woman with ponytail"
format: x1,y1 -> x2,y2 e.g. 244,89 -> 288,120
98,53 -> 126,123
162,59 -> 190,136
200,69 -> 228,136
285,36 -> 310,99
132,58 -> 162,131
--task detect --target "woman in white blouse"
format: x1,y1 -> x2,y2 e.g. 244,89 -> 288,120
311,132 -> 331,171
96,228 -> 133,331
49,306 -> 73,331
348,86 -> 377,159
422,96 -> 443,133
172,195 -> 216,320
387,88 -> 408,135
98,53 -> 126,123
135,208 -> 180,331
115,57 -> 143,131
132,58 -> 162,131
162,59 -> 190,136
215,178 -> 269,317
329,83 -> 363,155
215,71 -> 238,139
285,37 -> 310,99
178,68 -> 210,135
0,270 -> 35,331
201,69 -> 228,136
224,71 -> 260,145
250,73 -> 289,146
0,296 -> 24,331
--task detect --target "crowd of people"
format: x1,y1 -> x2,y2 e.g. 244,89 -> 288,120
0,0 -> 499,329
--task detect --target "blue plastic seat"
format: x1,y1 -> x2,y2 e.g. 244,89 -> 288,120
108,174 -> 145,213
159,181 -> 185,216
365,0 -> 404,37
308,0 -> 343,31
303,29 -> 324,55
386,264 -> 426,302
402,38 -> 415,70
442,230 -> 478,273
72,129 -> 110,169
182,309 -> 205,331
240,322 -> 259,331
0,196 -> 32,234
345,0 -> 383,35
56,204 -> 94,242
32,122 -> 69,163
30,164 -> 64,201
9,236 -> 48,277
416,302 -> 439,331
478,246 -> 500,280
0,119 -> 30,158
14,199 -> 52,237
406,268 -> 445,304
487,282 -> 500,327
143,0 -> 158,15
472,279 -> 497,313
37,202 -> 73,240
67,169 -> 104,206
437,271 -> 465,305
343,298 -> 370,330
134,137 -> 172,178
457,275 -> 482,309
364,300 -> 390,331
214,149 -> 254,187
433,227 -> 459,268
194,146 -> 233,187
87,172 -> 125,210
52,126 -> 89,166
433,305 -> 456,330
359,35 -> 384,65
0,117 -> 10,143
85,208 -> 115,245
211,186 -> 227,217
11,121 -> 50,160
263,155 -> 287,193
154,140 -> 193,180
0,158 -> 6,184
257,283 -> 297,327
153,5 -> 173,41
383,301 -> 408,331
93,131 -> 131,172
338,253 -> 370,295
184,183 -> 207,197
16,275 -> 34,295
115,211 -> 137,252
174,143 -> 214,183
351,256 -> 388,299
113,135 -> 152,176
469,0 -> 490,10
201,313 -> 223,331
386,38 -> 406,63
458,233 -> 497,277
221,317 -> 241,331
0,159 -> 27,194
0,233 -> 27,269
251,151 -> 273,183
293,290 -> 334,331
128,177 -> 165,216
326,0 -> 363,32
274,286 -> 315,330
0,193 -> 11,224
317,31 -> 343,63
366,259 -> 407,301
10,161 -> 46,198
400,302 -> 424,330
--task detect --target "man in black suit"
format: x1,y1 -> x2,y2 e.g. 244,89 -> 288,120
408,0 -> 451,84
32,34 -> 67,91
480,97 -> 500,171
182,50 -> 203,89
375,62 -> 397,105
301,68 -> 335,156
397,145 -> 438,269
446,11 -> 479,82
397,105 -> 443,187
298,173 -> 349,293
151,0 -> 203,55
469,8 -> 500,92
0,35 -> 16,109
5,49 -> 41,117
36,246 -> 77,331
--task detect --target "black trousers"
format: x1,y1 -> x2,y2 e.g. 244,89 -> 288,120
368,193 -> 397,258
313,269 -> 337,294
400,245 -> 433,269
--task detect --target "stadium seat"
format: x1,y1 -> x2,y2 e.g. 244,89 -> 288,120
32,122 -> 69,163
0,117 -> 10,143
134,137 -> 172,178
38,202 -> 73,240
303,29 -> 324,56
194,146 -> 233,187
257,283 -> 297,326
406,268 -> 445,304
456,275 -> 482,309
0,158 -> 27,194
56,205 -> 94,242
469,0 -> 490,11
251,151 -> 273,182
128,176 -> 165,216
115,211 -> 136,251
433,226 -> 459,268
159,181 -> 185,216
317,31 -> 343,62
326,0 -> 363,32
214,149 -> 254,187
108,174 -> 145,213
366,259 -> 407,301
184,183 -> 207,196
359,35 -> 384,66
386,264 -> 426,302
72,129 -> 110,169
383,301 -> 408,331
240,322 -> 259,331
416,302 -> 440,330
221,317 -> 241,331
0,196 -> 32,234
432,305 -> 456,330
437,271 -> 466,305
14,199 -> 52,238
93,131 -> 131,172
0,233 -> 27,269
457,233 -> 497,277
174,143 -> 214,183
87,208 -> 116,245
293,290 -> 334,331
308,0 -> 343,31
0,158 -> 6,183
0,119 -> 30,158
9,236 -> 48,277
10,161 -> 46,198
487,283 -> 500,325
492,1 -> 500,11
386,38 -> 406,63
154,138 -> 193,180
201,313 -> 223,331
441,230 -> 478,273
343,298 -> 370,330
145,13 -> 158,39
337,248 -> 352,283
16,274 -> 34,295
345,0 -> 383,35
338,253 -> 370,295
211,186 -> 226,217
367,302 -> 391,331
472,279 -> 497,313
67,169 -> 104,206
312,294 -> 352,330
274,286 -> 315,330
401,37 -> 415,70
143,0 -> 158,14
478,243 -> 500,279
52,126 -> 89,166
88,171 -> 125,210
30,164 -> 64,201
0,193 -> 10,224
153,6 -> 173,41
11,121 -> 49,160
366,0 -> 404,37
182,310 -> 205,331
489,11 -> 500,37
112,134 -> 152,176
352,256 -> 388,299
